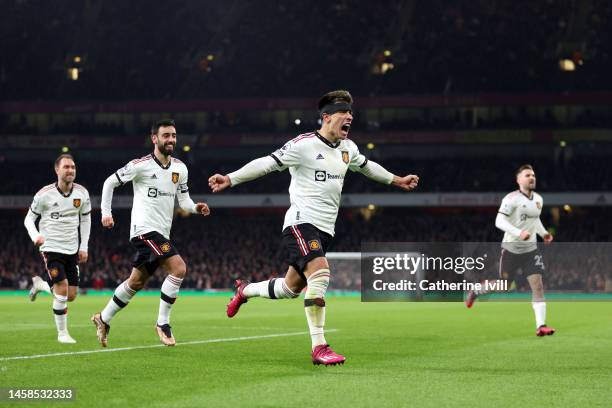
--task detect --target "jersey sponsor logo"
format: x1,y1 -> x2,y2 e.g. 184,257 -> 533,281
341,151 -> 349,164
160,242 -> 171,253
73,199 -> 81,208
148,187 -> 175,198
315,170 -> 344,181
536,201 -> 542,209
49,268 -> 59,278
172,172 -> 179,184
316,153 -> 324,160
308,240 -> 321,250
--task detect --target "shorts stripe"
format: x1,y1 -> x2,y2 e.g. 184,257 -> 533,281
291,226 -> 308,256
40,252 -> 51,281
141,237 -> 162,256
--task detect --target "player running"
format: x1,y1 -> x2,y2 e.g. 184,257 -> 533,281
466,164 -> 555,337
208,90 -> 419,365
92,119 -> 210,347
24,154 -> 91,344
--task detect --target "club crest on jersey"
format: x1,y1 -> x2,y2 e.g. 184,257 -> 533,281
49,268 -> 59,278
308,240 -> 321,250
73,199 -> 81,208
341,151 -> 349,164
536,201 -> 542,209
172,172 -> 179,184
160,242 -> 171,253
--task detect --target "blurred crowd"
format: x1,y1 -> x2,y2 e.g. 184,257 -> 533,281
2,0 -> 611,100
1,153 -> 610,195
0,208 -> 609,292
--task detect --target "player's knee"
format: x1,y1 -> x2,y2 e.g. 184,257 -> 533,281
278,278 -> 302,298
304,268 -> 330,300
169,258 -> 187,279
67,293 -> 77,302
127,277 -> 145,291
54,280 -> 68,296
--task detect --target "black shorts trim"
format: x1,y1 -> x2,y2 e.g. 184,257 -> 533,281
499,248 -> 545,280
41,252 -> 80,287
282,223 -> 333,282
130,231 -> 179,274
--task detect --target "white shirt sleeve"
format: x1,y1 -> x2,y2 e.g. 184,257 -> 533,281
227,156 -> 280,187
79,192 -> 91,251
24,194 -> 43,243
356,160 -> 394,184
101,174 -> 122,217
535,218 -> 548,237
495,212 -> 522,237
177,167 -> 197,213
498,194 -> 515,216
270,140 -> 303,168
347,141 -> 394,184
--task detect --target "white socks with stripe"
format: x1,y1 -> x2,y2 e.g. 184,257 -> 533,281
532,301 -> 546,328
101,281 -> 137,323
52,294 -> 68,333
243,278 -> 299,299
157,275 -> 183,326
304,269 -> 330,349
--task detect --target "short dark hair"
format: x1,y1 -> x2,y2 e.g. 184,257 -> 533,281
54,153 -> 74,169
318,90 -> 353,111
151,119 -> 176,135
516,164 -> 534,176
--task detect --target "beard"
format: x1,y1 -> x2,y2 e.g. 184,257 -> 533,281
158,142 -> 175,156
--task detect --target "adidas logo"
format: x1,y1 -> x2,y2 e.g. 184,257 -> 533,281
53,202 -> 59,207
151,174 -> 158,179
316,153 -> 324,160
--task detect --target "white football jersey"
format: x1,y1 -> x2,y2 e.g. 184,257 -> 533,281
270,131 -> 368,236
28,183 -> 91,254
114,154 -> 190,239
498,190 -> 544,254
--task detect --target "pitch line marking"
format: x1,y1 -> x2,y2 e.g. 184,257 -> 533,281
0,329 -> 338,362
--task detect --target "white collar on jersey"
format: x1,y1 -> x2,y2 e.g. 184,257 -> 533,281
152,153 -> 172,169
55,182 -> 73,197
315,131 -> 341,149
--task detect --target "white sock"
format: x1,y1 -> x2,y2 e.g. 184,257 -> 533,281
243,279 -> 298,299
157,275 -> 183,326
101,281 -> 137,323
304,269 -> 330,349
532,301 -> 546,328
52,294 -> 68,333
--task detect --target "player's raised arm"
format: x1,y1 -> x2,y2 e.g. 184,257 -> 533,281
177,168 -> 210,215
24,194 -> 45,246
209,141 -> 301,193
208,156 -> 279,193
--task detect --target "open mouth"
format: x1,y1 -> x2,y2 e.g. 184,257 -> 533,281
341,123 -> 351,134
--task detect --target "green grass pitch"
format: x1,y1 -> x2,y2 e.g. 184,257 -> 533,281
1,295 -> 611,407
